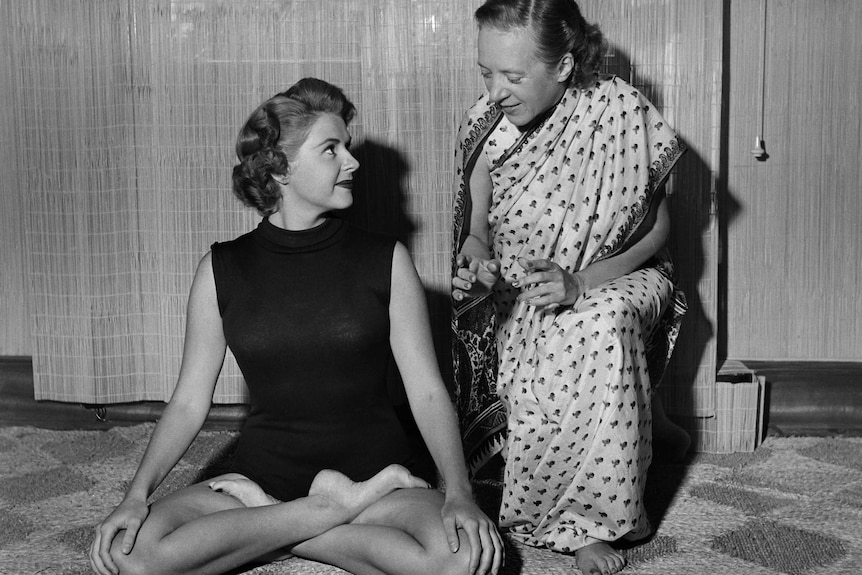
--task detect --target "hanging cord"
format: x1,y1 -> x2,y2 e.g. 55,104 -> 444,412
751,0 -> 768,160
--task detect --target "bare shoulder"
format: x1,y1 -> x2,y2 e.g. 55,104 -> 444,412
187,250 -> 219,310
196,250 -> 214,275
389,242 -> 426,306
390,241 -> 422,282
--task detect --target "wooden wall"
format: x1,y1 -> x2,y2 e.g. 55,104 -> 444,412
724,0 -> 862,361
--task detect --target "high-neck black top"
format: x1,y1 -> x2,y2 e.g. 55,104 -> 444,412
211,217 -> 414,501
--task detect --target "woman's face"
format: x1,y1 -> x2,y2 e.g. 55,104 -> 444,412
477,26 -> 571,128
279,113 -> 359,226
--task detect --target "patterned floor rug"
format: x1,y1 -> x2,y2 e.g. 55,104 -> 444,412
1,424 -> 860,575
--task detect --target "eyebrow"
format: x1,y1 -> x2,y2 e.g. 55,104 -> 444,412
316,136 -> 352,148
477,61 -> 525,75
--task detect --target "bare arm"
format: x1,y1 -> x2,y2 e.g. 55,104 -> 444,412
391,244 -> 470,495
462,152 -> 493,259
127,251 -> 227,499
578,190 -> 670,290
452,152 -> 501,300
93,252 -> 227,565
390,243 -> 503,575
517,191 -> 671,307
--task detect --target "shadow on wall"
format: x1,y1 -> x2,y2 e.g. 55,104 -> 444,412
603,44 -> 739,444
345,138 -> 454,408
347,138 -> 416,246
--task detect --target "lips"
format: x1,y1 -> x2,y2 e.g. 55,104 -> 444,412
336,180 -> 353,189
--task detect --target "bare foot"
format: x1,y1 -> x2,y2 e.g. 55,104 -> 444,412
209,475 -> 280,507
309,464 -> 430,516
576,542 -> 626,575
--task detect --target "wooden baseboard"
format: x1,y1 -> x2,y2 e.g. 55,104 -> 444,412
0,357 -> 245,430
3,356 -> 861,434
724,359 -> 862,434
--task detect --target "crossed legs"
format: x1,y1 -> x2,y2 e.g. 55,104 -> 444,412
105,464 -> 471,575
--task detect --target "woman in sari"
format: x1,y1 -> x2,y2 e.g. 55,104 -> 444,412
451,1 -> 688,574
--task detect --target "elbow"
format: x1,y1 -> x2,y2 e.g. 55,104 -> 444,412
654,222 -> 670,251
650,203 -> 671,253
656,196 -> 671,242
164,395 -> 210,427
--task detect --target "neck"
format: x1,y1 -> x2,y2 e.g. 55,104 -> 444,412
268,210 -> 328,231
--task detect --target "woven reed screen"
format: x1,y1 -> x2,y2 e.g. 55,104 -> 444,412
0,16 -> 29,356
5,1 -> 719,417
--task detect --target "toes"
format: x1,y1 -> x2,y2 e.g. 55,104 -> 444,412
607,553 -> 626,574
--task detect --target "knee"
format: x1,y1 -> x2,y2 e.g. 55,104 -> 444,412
422,535 -> 473,575
108,535 -> 150,575
604,295 -> 641,324
579,293 -> 642,339
109,531 -> 166,575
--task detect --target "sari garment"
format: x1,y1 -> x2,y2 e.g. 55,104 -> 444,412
452,75 -> 687,551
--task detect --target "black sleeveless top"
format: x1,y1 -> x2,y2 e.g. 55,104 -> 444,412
211,217 -> 414,502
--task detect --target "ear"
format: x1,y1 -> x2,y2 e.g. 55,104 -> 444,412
556,52 -> 574,83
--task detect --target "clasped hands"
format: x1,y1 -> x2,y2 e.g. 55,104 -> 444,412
453,254 -> 586,308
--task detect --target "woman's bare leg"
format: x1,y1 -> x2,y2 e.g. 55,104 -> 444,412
289,487 -> 473,575
109,465 -> 426,575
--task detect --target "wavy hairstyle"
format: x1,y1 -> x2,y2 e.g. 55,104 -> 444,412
475,0 -> 606,88
231,78 -> 356,216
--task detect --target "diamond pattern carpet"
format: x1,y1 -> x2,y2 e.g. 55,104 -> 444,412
1,424 -> 860,575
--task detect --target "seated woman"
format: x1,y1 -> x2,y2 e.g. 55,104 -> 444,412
450,1 -> 689,574
90,77 -> 503,575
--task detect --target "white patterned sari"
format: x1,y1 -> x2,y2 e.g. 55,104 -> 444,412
452,74 -> 687,551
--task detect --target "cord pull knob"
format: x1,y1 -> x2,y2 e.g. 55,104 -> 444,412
751,136 -> 767,160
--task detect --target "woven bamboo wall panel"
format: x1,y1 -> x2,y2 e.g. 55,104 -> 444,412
725,0 -> 862,361
0,14 -> 30,356
5,0 -> 719,414
9,0 -> 483,402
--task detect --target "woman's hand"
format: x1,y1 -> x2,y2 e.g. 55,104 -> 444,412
89,497 -> 149,575
441,493 -> 504,575
452,254 -> 502,301
514,257 -> 587,308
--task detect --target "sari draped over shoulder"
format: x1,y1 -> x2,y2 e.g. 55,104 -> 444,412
452,75 -> 687,550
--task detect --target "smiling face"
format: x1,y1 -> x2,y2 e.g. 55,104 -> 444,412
477,25 -> 572,128
275,113 -> 359,229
